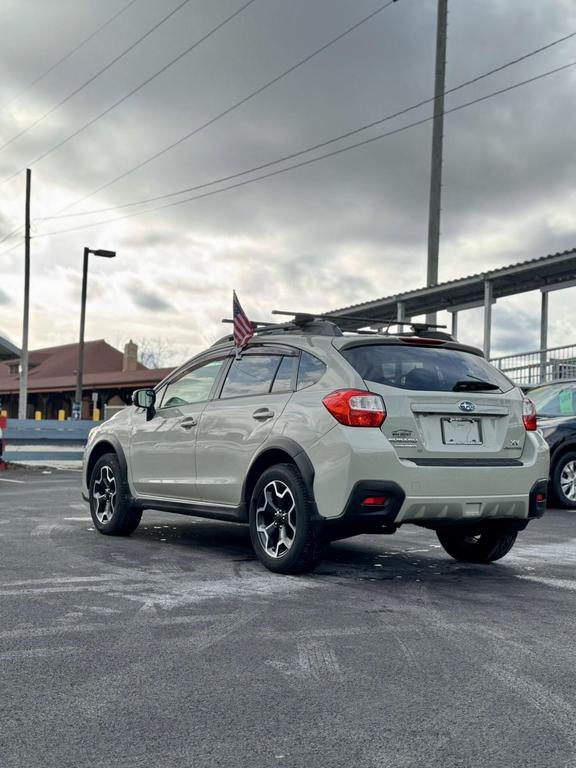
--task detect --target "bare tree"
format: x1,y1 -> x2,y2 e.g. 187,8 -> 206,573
136,338 -> 171,369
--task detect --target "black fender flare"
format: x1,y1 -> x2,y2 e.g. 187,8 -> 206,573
241,438 -> 317,521
86,435 -> 131,499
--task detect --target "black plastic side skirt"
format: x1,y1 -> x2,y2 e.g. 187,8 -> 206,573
133,498 -> 246,523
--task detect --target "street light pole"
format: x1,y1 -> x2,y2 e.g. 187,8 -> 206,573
73,247 -> 116,419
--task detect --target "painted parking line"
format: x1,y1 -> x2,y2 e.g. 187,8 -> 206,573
0,477 -> 25,484
517,575 -> 576,592
0,647 -> 85,662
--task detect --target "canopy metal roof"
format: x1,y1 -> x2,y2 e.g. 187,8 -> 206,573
329,249 -> 576,328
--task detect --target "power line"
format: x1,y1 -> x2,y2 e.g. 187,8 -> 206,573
20,60 -> 575,244
47,0 -> 401,217
1,32 -> 573,248
0,0 -> 141,115
0,223 -> 25,247
37,29 -> 576,223
0,238 -> 25,257
0,0 -> 259,190
0,0 -> 195,159
0,0 -> 259,248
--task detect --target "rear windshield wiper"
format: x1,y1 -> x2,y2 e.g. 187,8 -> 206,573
452,380 -> 500,392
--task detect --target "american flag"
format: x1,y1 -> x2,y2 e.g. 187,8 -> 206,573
233,291 -> 254,350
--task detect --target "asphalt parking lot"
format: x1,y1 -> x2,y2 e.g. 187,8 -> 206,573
1,466 -> 576,768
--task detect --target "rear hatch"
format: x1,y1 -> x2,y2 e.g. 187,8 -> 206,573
339,338 -> 526,461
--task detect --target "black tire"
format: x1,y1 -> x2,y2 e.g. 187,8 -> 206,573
89,453 -> 142,535
436,524 -> 517,563
249,463 -> 325,574
550,452 -> 576,509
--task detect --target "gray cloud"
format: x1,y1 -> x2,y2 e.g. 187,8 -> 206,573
0,0 -> 574,358
0,286 -> 11,305
130,284 -> 173,312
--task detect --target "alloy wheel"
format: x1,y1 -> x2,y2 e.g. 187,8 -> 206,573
255,480 -> 297,558
560,460 -> 576,501
92,465 -> 117,523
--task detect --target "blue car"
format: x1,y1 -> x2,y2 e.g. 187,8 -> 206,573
531,380 -> 576,508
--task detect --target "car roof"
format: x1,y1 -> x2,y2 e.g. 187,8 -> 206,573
156,332 -> 487,392
528,379 -> 576,390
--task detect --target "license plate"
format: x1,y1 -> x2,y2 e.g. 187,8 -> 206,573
441,417 -> 482,445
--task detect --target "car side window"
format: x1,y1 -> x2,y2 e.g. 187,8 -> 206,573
220,355 -> 282,399
271,356 -> 296,393
160,359 -> 224,408
296,352 -> 326,390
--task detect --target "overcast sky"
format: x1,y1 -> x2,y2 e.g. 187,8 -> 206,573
0,0 -> 575,365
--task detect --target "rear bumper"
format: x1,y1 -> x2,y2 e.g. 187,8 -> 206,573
308,425 -> 550,523
395,478 -> 548,525
318,481 -> 405,539
320,478 -> 548,537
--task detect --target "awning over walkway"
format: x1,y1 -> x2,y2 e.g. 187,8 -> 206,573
330,249 -> 576,323
329,248 -> 576,356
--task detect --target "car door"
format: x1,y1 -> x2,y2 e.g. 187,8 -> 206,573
194,347 -> 298,505
129,356 -> 226,500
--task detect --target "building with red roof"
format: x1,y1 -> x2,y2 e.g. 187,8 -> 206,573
0,339 -> 173,419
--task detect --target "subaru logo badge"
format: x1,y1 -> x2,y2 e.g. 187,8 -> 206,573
458,400 -> 476,413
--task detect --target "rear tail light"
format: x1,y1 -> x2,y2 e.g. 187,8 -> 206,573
523,397 -> 537,431
322,389 -> 386,427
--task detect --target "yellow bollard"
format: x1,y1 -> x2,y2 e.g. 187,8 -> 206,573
93,408 -> 101,421
58,409 -> 66,421
34,411 -> 42,421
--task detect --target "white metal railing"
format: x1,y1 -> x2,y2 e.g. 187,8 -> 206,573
490,344 -> 576,386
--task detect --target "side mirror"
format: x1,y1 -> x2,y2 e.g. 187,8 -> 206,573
132,388 -> 156,418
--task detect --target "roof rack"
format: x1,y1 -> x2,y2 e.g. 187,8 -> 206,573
216,310 -> 452,343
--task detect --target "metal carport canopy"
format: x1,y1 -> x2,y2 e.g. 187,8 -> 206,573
328,248 -> 576,328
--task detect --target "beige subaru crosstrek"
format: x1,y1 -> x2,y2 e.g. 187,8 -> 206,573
82,321 -> 549,574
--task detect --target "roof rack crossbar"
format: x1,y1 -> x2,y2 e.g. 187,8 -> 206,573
217,311 -> 449,344
271,310 -> 446,332
221,318 -> 282,328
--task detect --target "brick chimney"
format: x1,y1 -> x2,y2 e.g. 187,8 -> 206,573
123,340 -> 138,372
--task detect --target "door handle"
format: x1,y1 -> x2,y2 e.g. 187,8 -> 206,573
252,408 -> 275,421
178,417 -> 197,430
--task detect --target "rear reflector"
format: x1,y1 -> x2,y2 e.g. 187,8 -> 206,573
322,389 -> 386,427
362,496 -> 388,506
522,397 -> 537,431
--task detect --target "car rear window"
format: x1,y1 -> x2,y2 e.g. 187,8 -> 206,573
341,344 -> 513,392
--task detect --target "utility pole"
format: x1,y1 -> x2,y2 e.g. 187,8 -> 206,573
426,0 -> 448,325
18,168 -> 31,420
